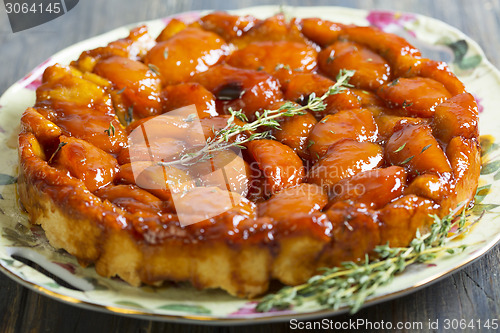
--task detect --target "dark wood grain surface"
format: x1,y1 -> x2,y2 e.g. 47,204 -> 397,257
1,1 -> 499,332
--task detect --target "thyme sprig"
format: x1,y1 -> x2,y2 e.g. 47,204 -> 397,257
256,204 -> 474,314
158,69 -> 355,167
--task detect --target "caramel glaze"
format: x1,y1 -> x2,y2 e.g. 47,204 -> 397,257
18,12 -> 481,293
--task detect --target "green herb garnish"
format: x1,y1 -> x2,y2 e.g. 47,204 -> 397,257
48,142 -> 67,164
401,155 -> 414,165
256,205 -> 472,314
104,123 -> 116,137
394,143 -> 406,153
420,144 -> 432,154
148,64 -> 161,76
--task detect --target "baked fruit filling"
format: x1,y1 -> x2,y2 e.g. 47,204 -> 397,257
18,11 -> 480,297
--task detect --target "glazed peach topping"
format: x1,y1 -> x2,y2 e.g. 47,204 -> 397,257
21,12 -> 480,264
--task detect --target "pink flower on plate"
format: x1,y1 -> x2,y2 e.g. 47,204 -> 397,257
19,57 -> 52,90
366,10 -> 417,36
472,93 -> 484,113
228,301 -> 296,317
52,261 -> 77,274
25,77 -> 42,91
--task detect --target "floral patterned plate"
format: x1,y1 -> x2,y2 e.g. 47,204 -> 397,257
0,5 -> 499,325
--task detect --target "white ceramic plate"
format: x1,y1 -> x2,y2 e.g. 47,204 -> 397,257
0,5 -> 499,325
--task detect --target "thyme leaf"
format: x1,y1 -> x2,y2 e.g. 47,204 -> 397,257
394,143 -> 406,153
401,155 -> 414,165
116,87 -> 126,94
389,78 -> 399,86
420,144 -> 432,154
125,106 -> 134,126
148,64 -> 161,76
104,123 -> 116,137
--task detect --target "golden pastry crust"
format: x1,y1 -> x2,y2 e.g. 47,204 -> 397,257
18,12 -> 480,298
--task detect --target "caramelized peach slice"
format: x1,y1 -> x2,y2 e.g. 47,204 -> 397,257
53,136 -> 118,192
35,104 -> 126,155
171,186 -> 256,226
231,14 -> 308,49
307,109 -> 378,161
379,195 -> 437,247
330,166 -> 407,209
351,89 -> 384,107
72,25 -> 155,71
93,56 -> 162,118
285,73 -> 360,118
246,139 -> 305,195
404,173 -> 449,203
43,105 -> 126,155
374,112 -> 424,140
385,123 -> 452,176
321,202 -> 380,266
156,18 -> 187,42
318,41 -> 391,90
308,140 -> 384,191
126,110 -> 208,148
341,25 -> 421,77
20,107 -> 62,146
117,137 -> 187,165
227,41 -> 317,73
117,162 -> 194,202
37,64 -> 113,114
431,93 -> 478,143
144,28 -> 228,85
417,59 -> 466,95
161,82 -> 218,118
377,77 -> 452,117
299,18 -> 344,47
445,137 -> 481,210
188,149 -> 250,196
272,109 -> 317,160
258,183 -> 328,220
95,184 -> 166,216
198,11 -> 257,41
193,65 -> 283,120
126,113 -> 190,139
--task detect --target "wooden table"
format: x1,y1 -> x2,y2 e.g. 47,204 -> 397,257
1,0 -> 499,332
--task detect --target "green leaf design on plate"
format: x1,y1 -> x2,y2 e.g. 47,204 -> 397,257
447,40 -> 468,62
480,138 -> 499,157
1,227 -> 36,247
1,259 -> 15,266
45,282 -> 61,288
0,174 -> 17,185
481,160 -> 500,175
459,55 -> 482,70
472,203 -> 500,214
446,39 -> 482,70
494,171 -> 500,181
475,184 -> 491,203
83,277 -> 109,291
114,301 -> 146,309
156,304 -> 212,314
